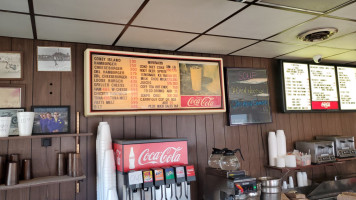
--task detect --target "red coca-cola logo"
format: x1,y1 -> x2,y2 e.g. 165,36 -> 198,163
321,102 -> 331,108
138,147 -> 182,165
181,95 -> 221,108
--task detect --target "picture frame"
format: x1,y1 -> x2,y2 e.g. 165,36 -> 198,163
0,84 -> 25,108
0,108 -> 25,136
0,51 -> 23,80
37,46 -> 72,72
31,106 -> 70,135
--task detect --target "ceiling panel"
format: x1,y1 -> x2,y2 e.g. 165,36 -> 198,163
36,16 -> 124,45
0,12 -> 32,39
277,46 -> 349,61
117,27 -> 198,50
317,32 -> 356,50
232,41 -> 307,58
323,51 -> 356,64
329,2 -> 356,20
208,5 -> 314,39
0,0 -> 29,13
269,17 -> 356,45
132,0 -> 245,33
33,0 -> 144,24
179,35 -> 256,55
260,0 -> 350,12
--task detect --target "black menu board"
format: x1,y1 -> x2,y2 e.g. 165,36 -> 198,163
337,66 -> 356,110
226,68 -> 272,125
282,62 -> 311,111
309,65 -> 339,110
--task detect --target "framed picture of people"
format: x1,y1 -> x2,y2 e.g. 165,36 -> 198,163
31,106 -> 70,135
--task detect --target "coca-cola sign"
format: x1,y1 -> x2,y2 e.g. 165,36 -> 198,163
181,96 -> 221,108
113,141 -> 188,172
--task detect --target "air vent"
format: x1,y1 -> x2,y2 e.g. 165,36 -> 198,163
297,28 -> 338,42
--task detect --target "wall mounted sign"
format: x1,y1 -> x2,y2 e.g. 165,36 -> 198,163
225,68 -> 272,125
84,49 -> 225,116
280,61 -> 356,112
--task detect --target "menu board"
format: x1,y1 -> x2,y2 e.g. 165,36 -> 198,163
84,49 -> 225,116
309,65 -> 339,110
226,68 -> 272,125
337,67 -> 356,110
282,62 -> 311,111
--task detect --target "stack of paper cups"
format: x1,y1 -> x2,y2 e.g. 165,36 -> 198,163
297,172 -> 304,187
103,150 -> 118,200
288,176 -> 294,188
268,132 -> 277,166
302,172 -> 308,186
285,155 -> 296,168
276,156 -> 285,168
276,130 -> 286,157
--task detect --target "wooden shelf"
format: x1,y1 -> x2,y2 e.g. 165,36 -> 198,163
0,175 -> 86,191
0,133 -> 93,141
336,157 -> 356,162
265,161 -> 345,173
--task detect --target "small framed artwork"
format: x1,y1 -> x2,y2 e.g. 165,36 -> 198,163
37,46 -> 71,72
31,106 -> 70,135
0,108 -> 25,136
0,51 -> 23,80
0,84 -> 25,108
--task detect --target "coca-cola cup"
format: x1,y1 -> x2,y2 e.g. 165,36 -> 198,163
190,66 -> 202,91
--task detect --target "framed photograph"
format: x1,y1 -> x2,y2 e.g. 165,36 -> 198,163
0,108 -> 25,136
0,84 -> 25,108
37,46 -> 71,72
31,106 -> 70,135
0,51 -> 23,80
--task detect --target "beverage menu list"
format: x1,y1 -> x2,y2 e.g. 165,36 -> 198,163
309,65 -> 339,110
283,62 -> 311,111
337,67 -> 356,110
84,49 -> 225,116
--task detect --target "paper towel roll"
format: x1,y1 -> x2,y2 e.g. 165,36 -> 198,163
268,132 -> 277,166
276,156 -> 285,168
297,172 -> 304,187
302,172 -> 308,186
285,155 -> 296,168
276,130 -> 286,157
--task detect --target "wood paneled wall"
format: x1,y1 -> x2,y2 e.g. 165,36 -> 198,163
1,36 -> 356,200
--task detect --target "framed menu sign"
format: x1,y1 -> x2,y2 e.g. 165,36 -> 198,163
226,68 -> 272,125
84,49 -> 225,116
337,66 -> 356,110
282,62 -> 311,111
309,65 -> 339,110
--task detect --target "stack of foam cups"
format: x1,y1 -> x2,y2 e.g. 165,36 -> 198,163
103,150 -> 118,200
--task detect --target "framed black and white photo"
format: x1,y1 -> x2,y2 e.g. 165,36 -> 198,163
0,51 -> 23,80
37,46 -> 71,72
31,106 -> 70,135
0,108 -> 25,136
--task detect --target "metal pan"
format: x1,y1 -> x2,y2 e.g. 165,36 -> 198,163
258,176 -> 282,187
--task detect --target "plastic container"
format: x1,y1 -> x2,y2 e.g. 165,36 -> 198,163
208,148 -> 224,169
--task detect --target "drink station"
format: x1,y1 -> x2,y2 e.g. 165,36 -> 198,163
113,138 -> 196,200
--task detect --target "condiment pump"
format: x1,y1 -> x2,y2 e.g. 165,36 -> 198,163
219,148 -> 244,171
208,148 -> 225,169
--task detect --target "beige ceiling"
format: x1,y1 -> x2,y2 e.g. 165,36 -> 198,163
0,0 -> 356,64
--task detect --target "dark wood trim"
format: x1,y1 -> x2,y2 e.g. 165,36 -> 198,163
112,0 -> 151,46
28,0 -> 37,39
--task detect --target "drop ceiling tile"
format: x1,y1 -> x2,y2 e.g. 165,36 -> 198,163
132,0 -> 246,33
208,5 -> 314,39
317,33 -> 356,50
33,0 -> 144,24
36,16 -> 124,45
117,27 -> 198,51
329,2 -> 356,20
269,17 -> 356,45
0,12 -> 32,39
324,51 -> 356,64
179,35 -> 256,55
277,46 -> 349,60
0,0 -> 29,12
232,41 -> 307,58
260,0 -> 350,12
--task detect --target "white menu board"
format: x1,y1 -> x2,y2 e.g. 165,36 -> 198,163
337,67 -> 356,110
309,65 -> 339,110
283,62 -> 311,111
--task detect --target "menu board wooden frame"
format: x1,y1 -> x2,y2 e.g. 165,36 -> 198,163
84,49 -> 225,116
280,60 -> 356,113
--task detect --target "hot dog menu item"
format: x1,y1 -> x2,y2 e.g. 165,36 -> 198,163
309,65 -> 339,110
337,67 -> 356,110
283,62 -> 311,111
91,54 -> 180,110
